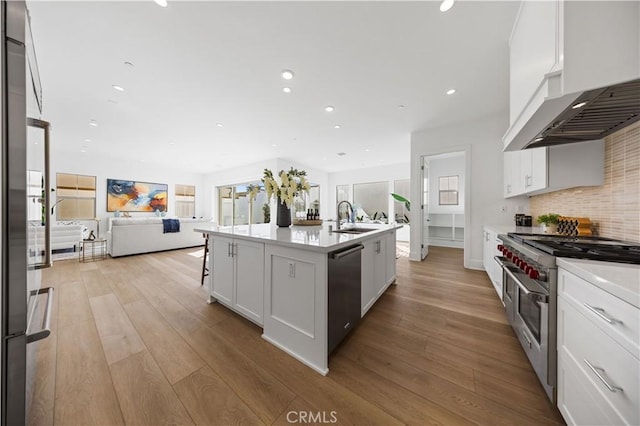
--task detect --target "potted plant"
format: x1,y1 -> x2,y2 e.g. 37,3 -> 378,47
260,167 -> 310,227
537,213 -> 560,234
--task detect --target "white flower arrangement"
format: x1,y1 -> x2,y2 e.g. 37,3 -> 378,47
259,167 -> 310,208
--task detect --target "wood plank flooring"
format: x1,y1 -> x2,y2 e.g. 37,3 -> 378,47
31,245 -> 565,425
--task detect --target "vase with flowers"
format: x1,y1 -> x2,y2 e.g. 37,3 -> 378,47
260,167 -> 310,227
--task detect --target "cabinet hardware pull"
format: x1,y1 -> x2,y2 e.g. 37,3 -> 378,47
228,243 -> 232,257
584,359 -> 623,393
26,287 -> 54,343
584,304 -> 622,325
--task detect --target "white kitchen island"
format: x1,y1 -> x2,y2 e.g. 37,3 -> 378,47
194,222 -> 400,375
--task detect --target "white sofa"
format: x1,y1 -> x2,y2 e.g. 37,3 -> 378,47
107,217 -> 211,257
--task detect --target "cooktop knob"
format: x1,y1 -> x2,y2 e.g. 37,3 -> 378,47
520,262 -> 528,271
528,269 -> 539,280
497,244 -> 504,251
506,251 -> 513,259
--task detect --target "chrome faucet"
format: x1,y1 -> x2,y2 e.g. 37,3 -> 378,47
336,201 -> 354,230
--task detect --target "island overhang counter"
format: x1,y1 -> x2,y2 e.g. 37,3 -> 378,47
194,222 -> 401,374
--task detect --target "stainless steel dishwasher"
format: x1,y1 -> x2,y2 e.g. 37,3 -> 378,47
328,244 -> 363,354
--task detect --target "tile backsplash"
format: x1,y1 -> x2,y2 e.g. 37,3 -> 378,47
529,121 -> 639,243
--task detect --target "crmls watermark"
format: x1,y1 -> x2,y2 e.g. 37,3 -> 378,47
286,410 -> 338,424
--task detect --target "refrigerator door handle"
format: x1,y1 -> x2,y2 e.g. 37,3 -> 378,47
27,117 -> 52,269
26,286 -> 54,343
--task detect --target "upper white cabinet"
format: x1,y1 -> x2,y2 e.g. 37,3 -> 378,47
504,1 -> 640,151
504,140 -> 604,198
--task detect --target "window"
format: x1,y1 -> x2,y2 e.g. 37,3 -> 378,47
55,173 -> 96,220
175,184 -> 196,218
438,175 -> 459,205
353,181 -> 388,222
218,181 -> 268,226
393,179 -> 410,223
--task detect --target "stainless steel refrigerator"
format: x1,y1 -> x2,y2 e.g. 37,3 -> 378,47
1,1 -> 53,424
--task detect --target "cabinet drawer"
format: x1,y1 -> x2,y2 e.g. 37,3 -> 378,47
559,268 -> 639,357
558,296 -> 639,425
558,346 -> 626,426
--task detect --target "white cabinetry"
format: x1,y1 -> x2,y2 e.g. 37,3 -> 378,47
361,231 -> 395,316
210,236 -> 265,325
504,140 -> 603,198
557,267 -> 639,425
482,227 -> 503,301
504,1 -> 639,151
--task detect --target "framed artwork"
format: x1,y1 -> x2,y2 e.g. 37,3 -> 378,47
106,179 -> 168,212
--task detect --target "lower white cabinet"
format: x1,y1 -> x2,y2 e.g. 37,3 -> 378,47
482,226 -> 503,300
557,267 -> 639,426
210,236 -> 265,325
361,231 -> 395,316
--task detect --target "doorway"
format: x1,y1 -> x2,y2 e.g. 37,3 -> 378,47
419,149 -> 468,260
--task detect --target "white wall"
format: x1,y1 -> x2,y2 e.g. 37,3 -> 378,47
51,149 -> 206,235
202,158 -> 329,223
410,113 -> 528,268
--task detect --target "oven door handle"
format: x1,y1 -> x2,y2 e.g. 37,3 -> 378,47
494,255 -> 507,268
503,267 -> 548,304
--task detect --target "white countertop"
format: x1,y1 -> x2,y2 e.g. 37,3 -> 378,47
194,222 -> 402,253
557,258 -> 640,308
484,224 -> 546,235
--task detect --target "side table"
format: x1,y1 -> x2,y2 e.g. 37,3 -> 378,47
80,238 -> 107,262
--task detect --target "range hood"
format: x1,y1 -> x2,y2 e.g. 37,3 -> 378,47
504,78 -> 640,151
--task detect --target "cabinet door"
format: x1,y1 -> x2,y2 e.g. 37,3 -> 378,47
374,238 -> 387,296
211,236 -> 234,306
234,239 -> 265,325
385,232 -> 396,286
504,151 -> 524,197
360,239 -> 376,316
522,147 -> 547,193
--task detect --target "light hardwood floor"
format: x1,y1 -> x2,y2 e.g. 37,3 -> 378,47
30,245 -> 564,425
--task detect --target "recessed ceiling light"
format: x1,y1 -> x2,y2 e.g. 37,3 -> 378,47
107,99 -> 118,104
324,105 -> 335,113
365,149 -> 370,152
281,69 -> 294,80
440,0 -> 455,12
271,144 -> 277,147
216,123 -> 224,128
140,159 -> 145,162
446,88 -> 456,95
337,152 -> 346,156
89,120 -> 97,127
168,141 -> 175,145
572,101 -> 588,109
112,85 -> 125,92
124,61 -> 134,67
398,105 -> 406,109
283,87 -> 292,93
154,0 -> 168,7
80,148 -> 87,153
534,137 -> 544,142
84,138 -> 92,143
334,125 -> 341,129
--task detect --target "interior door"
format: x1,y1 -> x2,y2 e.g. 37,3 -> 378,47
421,156 -> 429,259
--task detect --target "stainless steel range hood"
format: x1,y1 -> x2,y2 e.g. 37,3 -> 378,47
504,78 -> 640,151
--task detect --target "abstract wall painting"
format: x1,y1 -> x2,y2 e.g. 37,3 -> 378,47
107,179 -> 168,212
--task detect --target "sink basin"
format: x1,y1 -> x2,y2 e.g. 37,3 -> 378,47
332,227 -> 378,234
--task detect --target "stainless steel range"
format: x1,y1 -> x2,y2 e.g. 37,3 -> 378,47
494,233 -> 640,403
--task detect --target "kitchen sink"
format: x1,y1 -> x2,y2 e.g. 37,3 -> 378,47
332,227 -> 378,234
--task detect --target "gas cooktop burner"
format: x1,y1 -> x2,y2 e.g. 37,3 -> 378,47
507,233 -> 640,265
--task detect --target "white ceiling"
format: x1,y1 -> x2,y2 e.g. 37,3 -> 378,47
27,0 -> 520,174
